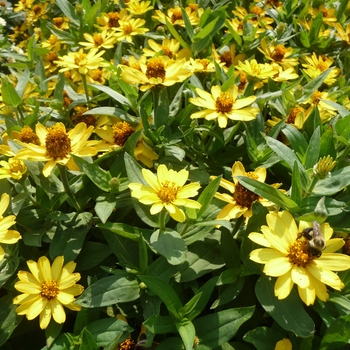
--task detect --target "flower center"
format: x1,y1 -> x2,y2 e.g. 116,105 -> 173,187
188,4 -> 198,12
220,51 -> 232,68
216,92 -> 234,113
146,57 -> 166,81
112,121 -> 135,146
93,33 -> 104,46
199,58 -> 210,70
53,17 -> 64,28
321,8 -> 329,18
158,181 -> 179,203
171,8 -> 183,23
46,51 -> 58,63
40,281 -> 59,300
238,72 -> 247,91
286,107 -> 304,124
49,35 -> 58,45
74,52 -> 87,66
9,159 -> 26,174
18,126 -> 40,145
122,23 -> 133,35
271,45 -> 287,61
32,4 -> 42,15
287,238 -> 314,267
250,6 -> 263,15
233,173 -> 259,207
316,61 -> 327,71
162,46 -> 173,59
118,338 -> 135,350
45,124 -> 72,160
108,12 -> 120,27
312,91 -> 323,104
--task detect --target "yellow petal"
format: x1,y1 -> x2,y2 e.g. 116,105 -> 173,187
309,272 -> 329,302
168,205 -> 185,222
249,248 -> 285,264
314,253 -> 350,271
26,260 -> 42,283
38,256 -> 52,282
26,297 -> 47,320
297,284 -> 316,306
51,256 -> 64,281
248,232 -> 271,248
261,226 -> 289,255
274,270 -> 293,299
264,257 -> 292,277
0,193 -> 10,217
51,299 -> 66,324
39,304 -> 52,329
142,168 -> 160,191
14,281 -> 41,294
307,263 -> 344,290
291,265 -> 310,288
323,238 -> 344,253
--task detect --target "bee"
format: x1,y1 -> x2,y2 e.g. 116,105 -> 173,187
301,221 -> 326,258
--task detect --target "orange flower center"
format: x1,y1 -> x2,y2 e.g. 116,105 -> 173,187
188,4 -> 198,12
250,6 -> 263,16
9,159 -> 26,174
162,46 -> 173,59
316,61 -> 328,71
118,338 -> 135,350
158,181 -> 179,203
108,12 -> 120,27
46,51 -> 58,63
112,121 -> 135,146
53,17 -> 64,28
146,57 -> 166,81
49,35 -> 58,45
45,124 -> 72,160
216,92 -> 234,113
32,4 -> 42,15
74,52 -> 87,66
238,72 -> 247,91
93,33 -> 104,46
312,91 -> 323,104
286,107 -> 304,124
233,173 -> 260,207
73,114 -> 96,127
271,45 -> 287,61
198,58 -> 210,70
41,281 -> 59,300
122,23 -> 133,35
18,126 -> 40,145
220,51 -> 232,68
287,237 -> 314,267
171,8 -> 183,23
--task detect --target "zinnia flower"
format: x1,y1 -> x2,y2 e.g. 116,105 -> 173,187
114,18 -> 149,42
249,211 -> 350,305
189,85 -> 259,128
128,164 -> 201,222
0,193 -> 21,260
13,256 -> 84,329
0,158 -> 27,180
210,161 -> 279,220
15,122 -> 99,177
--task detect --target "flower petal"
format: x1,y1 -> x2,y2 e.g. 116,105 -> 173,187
314,253 -> 350,271
264,257 -> 292,277
291,265 -> 310,288
274,269 -> 293,300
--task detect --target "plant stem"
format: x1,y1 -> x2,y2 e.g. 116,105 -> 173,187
81,74 -> 90,107
159,210 -> 166,231
58,165 -> 82,212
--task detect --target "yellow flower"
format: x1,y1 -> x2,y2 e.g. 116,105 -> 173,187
212,43 -> 245,71
275,338 -> 292,350
258,39 -> 298,69
13,256 -> 84,329
304,90 -> 337,122
210,161 -> 278,220
309,5 -> 337,25
186,58 -> 224,73
266,106 -> 306,130
0,158 -> 27,180
232,5 -> 274,30
143,38 -> 191,60
114,18 -> 149,42
302,53 -> 340,86
189,85 -> 259,128
152,6 -> 202,27
126,0 -> 154,15
0,193 -> 21,260
95,9 -> 132,31
249,211 -> 350,305
79,29 -> 118,50
54,48 -> 108,76
119,56 -> 192,91
15,122 -> 99,177
128,164 -> 201,223
334,22 -> 350,45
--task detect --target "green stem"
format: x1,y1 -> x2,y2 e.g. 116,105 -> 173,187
81,74 -> 90,107
305,176 -> 318,196
159,210 -> 166,231
179,223 -> 189,236
58,165 -> 82,212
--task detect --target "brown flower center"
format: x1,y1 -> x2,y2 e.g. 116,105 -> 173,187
46,51 -> 58,63
73,114 -> 96,127
233,173 -> 259,207
220,51 -> 232,68
238,72 -> 247,91
316,61 -> 327,71
162,46 -> 173,59
108,12 -> 120,28
198,58 -> 210,70
93,33 -> 104,46
250,6 -> 263,16
74,52 -> 87,66
171,8 -> 183,23
53,17 -> 64,28
122,23 -> 133,35
18,126 -> 40,145
146,57 -> 166,81
312,91 -> 323,104
287,237 -> 314,267
112,121 -> 134,146
286,107 -> 304,124
271,45 -> 287,61
158,181 -> 179,203
41,281 -> 59,300
216,92 -> 234,113
32,4 -> 42,15
45,124 -> 72,160
118,338 -> 135,350
188,4 -> 198,12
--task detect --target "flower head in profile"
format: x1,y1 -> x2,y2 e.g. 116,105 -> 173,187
128,164 -> 201,222
249,211 -> 350,305
189,85 -> 259,128
210,161 -> 279,220
0,193 -> 21,260
15,122 -> 99,177
0,158 -> 27,180
13,256 -> 84,329
125,0 -> 153,15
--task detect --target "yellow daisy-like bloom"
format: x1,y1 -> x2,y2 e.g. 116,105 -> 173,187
258,39 -> 298,69
309,5 -> 337,26
126,0 -> 153,15
41,34 -> 62,52
210,161 -> 279,220
304,90 -> 337,123
54,48 -> 108,76
128,164 -> 201,223
95,9 -> 132,31
249,211 -> 350,305
79,29 -> 118,50
302,53 -> 340,86
232,5 -> 274,30
0,158 -> 27,180
266,106 -> 306,130
0,193 -> 21,260
212,44 -> 245,71
143,38 -> 191,60
13,256 -> 84,329
15,122 -> 99,177
152,6 -> 201,27
333,22 -> 350,45
189,85 -> 259,128
114,18 -> 149,42
119,56 -> 192,92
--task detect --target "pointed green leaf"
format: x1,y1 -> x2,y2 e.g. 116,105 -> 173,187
176,319 -> 196,350
1,79 -> 22,107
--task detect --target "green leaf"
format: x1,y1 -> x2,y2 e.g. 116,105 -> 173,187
94,194 -> 117,223
303,126 -> 321,169
89,83 -> 131,107
221,228 -> 241,270
176,319 -> 196,350
194,307 -> 255,348
236,176 -> 299,212
56,0 -> 79,24
150,229 -> 187,265
138,275 -> 183,319
76,272 -> 140,308
85,318 -> 133,348
46,21 -> 77,44
98,222 -> 142,241
75,242 -> 112,271
291,161 -> 302,206
156,337 -> 185,350
124,152 -> 147,185
319,126 -> 336,159
49,212 -> 93,262
1,78 -> 22,107
79,329 -> 99,350
255,276 -> 315,337
313,166 -> 350,195
0,256 -> 20,288
196,176 -> 221,219
282,124 -> 308,157
319,314 -> 350,350
144,315 -> 176,335
165,18 -> 189,49
243,326 -> 284,350
210,278 -> 245,309
0,296 -> 22,346
175,230 -> 225,282
192,16 -> 220,41
181,8 -> 194,39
